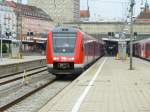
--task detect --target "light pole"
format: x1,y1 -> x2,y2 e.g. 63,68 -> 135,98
129,0 -> 135,70
0,34 -> 2,61
0,24 -> 2,61
17,0 -> 23,58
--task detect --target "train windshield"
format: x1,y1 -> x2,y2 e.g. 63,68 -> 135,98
53,32 -> 76,56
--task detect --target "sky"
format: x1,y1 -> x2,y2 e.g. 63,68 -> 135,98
80,0 -> 150,21
17,0 -> 150,21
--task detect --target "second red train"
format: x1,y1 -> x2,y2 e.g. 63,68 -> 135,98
133,38 -> 150,60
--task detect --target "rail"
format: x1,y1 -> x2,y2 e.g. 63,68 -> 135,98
0,66 -> 47,86
0,78 -> 57,111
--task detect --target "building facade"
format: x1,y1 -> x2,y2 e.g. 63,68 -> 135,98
28,0 -> 80,24
80,9 -> 90,21
5,1 -> 54,41
0,4 -> 16,39
0,1 -> 54,53
136,1 -> 150,23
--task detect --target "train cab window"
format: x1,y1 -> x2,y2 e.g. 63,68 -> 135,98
52,32 -> 76,56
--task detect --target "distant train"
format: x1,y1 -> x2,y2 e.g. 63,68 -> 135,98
46,27 -> 104,76
133,38 -> 150,59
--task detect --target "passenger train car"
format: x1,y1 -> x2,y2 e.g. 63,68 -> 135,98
133,38 -> 150,59
46,27 -> 104,76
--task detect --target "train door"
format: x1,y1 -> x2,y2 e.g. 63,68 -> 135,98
145,43 -> 150,58
137,44 -> 141,57
92,41 -> 95,60
83,34 -> 88,66
141,43 -> 145,58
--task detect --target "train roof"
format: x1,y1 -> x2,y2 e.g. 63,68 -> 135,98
51,26 -> 104,43
133,38 -> 150,44
52,27 -> 80,33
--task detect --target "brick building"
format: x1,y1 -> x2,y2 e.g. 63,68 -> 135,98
136,1 -> 150,23
28,0 -> 80,24
5,1 -> 53,41
80,9 -> 90,21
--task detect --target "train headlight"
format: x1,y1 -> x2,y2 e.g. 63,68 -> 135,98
53,57 -> 59,61
70,57 -> 74,61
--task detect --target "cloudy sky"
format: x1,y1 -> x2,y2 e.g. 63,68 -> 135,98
81,0 -> 149,20
20,0 -> 149,20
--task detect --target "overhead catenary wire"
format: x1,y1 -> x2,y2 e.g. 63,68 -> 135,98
81,0 -> 129,4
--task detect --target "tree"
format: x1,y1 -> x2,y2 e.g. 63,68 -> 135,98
0,43 -> 8,53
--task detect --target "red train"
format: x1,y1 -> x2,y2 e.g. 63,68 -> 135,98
133,38 -> 150,59
46,27 -> 104,76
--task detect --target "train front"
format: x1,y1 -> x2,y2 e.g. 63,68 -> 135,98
46,27 -> 84,76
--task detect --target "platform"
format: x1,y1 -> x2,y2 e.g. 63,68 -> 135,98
39,57 -> 150,112
0,56 -> 46,77
0,56 -> 45,66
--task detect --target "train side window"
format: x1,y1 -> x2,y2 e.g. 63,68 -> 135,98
149,44 -> 150,50
82,40 -> 84,50
82,44 -> 84,52
82,37 -> 84,50
146,43 -> 150,51
142,45 -> 144,50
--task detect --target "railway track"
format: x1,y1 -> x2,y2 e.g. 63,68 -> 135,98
0,78 -> 57,112
0,66 -> 46,79
7,79 -> 71,112
0,66 -> 47,86
0,65 -> 75,112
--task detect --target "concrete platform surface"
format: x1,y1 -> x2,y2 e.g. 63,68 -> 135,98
39,57 -> 150,112
0,56 -> 45,66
